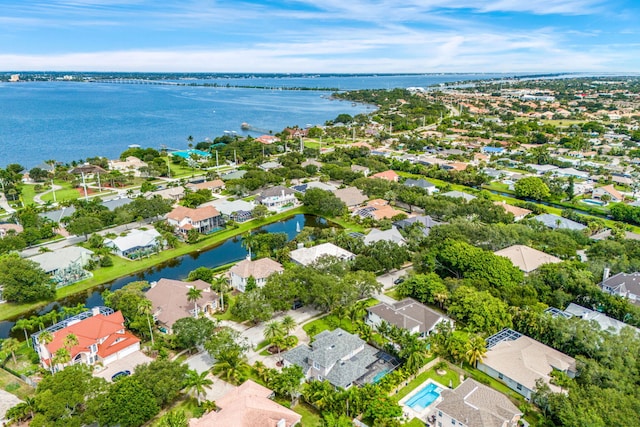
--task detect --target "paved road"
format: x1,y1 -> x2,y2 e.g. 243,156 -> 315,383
33,184 -> 63,205
0,193 -> 16,214
376,266 -> 412,291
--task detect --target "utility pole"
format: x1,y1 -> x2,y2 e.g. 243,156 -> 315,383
234,150 -> 237,165
51,179 -> 56,203
299,136 -> 303,154
215,150 -> 219,169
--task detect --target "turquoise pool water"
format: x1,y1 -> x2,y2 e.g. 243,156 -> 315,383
406,382 -> 442,412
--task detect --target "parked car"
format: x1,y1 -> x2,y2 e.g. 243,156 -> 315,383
393,277 -> 405,285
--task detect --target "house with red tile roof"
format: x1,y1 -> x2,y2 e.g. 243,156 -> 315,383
369,170 -> 399,182
166,205 -> 224,236
35,308 -> 140,371
255,135 -> 279,144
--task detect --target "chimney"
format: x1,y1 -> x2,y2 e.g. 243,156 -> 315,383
91,306 -> 101,316
603,267 -> 611,281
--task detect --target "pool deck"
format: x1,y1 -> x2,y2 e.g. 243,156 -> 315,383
399,378 -> 448,422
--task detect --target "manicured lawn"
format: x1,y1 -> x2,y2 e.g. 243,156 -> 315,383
462,364 -> 524,402
302,299 -> 379,338
0,367 -> 35,400
392,364 -> 459,403
293,402 -> 323,427
384,289 -> 401,301
20,184 -> 38,206
404,417 -> 427,427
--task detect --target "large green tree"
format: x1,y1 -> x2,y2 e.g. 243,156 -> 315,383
515,176 -> 551,200
96,376 -> 160,427
0,254 -> 55,303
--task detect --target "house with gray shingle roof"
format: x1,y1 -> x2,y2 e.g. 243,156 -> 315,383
363,227 -> 406,246
283,328 -> 397,389
432,378 -> 522,427
403,178 -> 438,195
367,298 -> 451,337
600,271 -> 640,307
532,214 -> 587,231
393,215 -> 442,236
440,190 -> 476,202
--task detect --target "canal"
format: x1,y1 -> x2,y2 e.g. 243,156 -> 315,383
0,213 -> 329,339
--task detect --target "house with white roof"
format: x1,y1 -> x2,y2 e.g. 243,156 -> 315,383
29,246 -> 94,288
105,228 -> 162,259
363,227 -> 406,246
494,245 -> 561,274
289,242 -> 355,266
255,186 -> 298,211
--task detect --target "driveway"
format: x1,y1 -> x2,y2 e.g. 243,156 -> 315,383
0,390 -> 22,424
185,351 -> 216,374
376,266 -> 413,290
94,350 -> 152,382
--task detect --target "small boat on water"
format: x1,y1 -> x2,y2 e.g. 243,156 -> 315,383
240,122 -> 250,130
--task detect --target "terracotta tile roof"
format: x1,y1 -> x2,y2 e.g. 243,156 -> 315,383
186,180 -> 225,191
494,245 -> 561,273
371,205 -> 404,220
190,380 -> 301,427
369,170 -> 399,182
494,201 -> 532,219
146,279 -> 218,328
597,184 -> 624,201
44,312 -> 139,360
167,205 -> 221,223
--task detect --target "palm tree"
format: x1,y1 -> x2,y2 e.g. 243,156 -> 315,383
12,318 -> 33,344
348,300 -> 368,323
158,410 -> 188,427
2,338 -> 21,365
138,299 -> 155,346
280,315 -> 296,335
184,369 -> 213,405
241,232 -> 257,258
263,320 -> 285,343
53,348 -> 70,370
187,287 -> 203,317
465,335 -> 487,368
212,353 -> 248,384
433,292 -> 449,310
38,331 -> 54,371
63,333 -> 79,351
212,275 -> 228,311
253,361 -> 272,383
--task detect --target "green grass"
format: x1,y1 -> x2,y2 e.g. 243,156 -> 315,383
293,402 -> 323,427
0,368 -> 35,400
20,184 -> 38,206
404,417 -> 428,427
392,364 -> 460,403
302,299 -> 379,338
384,289 -> 401,301
462,364 -> 525,402
0,206 -> 312,321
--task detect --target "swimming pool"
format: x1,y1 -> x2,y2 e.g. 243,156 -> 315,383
405,382 -> 443,412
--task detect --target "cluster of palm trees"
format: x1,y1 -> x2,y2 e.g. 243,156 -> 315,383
11,304 -> 88,345
262,315 -> 297,362
430,322 -> 488,368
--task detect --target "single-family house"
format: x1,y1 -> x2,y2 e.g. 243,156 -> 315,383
0,223 -> 23,238
283,328 -> 398,389
145,186 -> 185,201
255,135 -> 280,145
354,199 -> 405,220
255,186 -> 298,211
210,199 -> 255,223
403,178 -> 438,195
553,168 -> 590,179
366,298 -> 452,337
525,164 -> 558,175
432,379 -> 522,427
29,246 -> 94,287
105,228 -> 162,259
258,161 -> 282,171
221,170 -> 247,180
33,307 -> 140,371
478,329 -> 576,400
334,187 -> 368,208
166,205 -> 224,236
440,191 -> 477,202
229,257 -> 284,292
289,242 -> 355,266
533,214 -> 587,232
600,270 -> 640,306
369,170 -> 400,182
548,303 -> 640,335
494,245 -> 561,274
493,201 -> 532,221
393,215 -> 442,236
291,181 -> 337,194
189,380 -> 301,427
351,164 -> 370,177
363,227 -> 406,246
108,156 -> 148,177
592,184 -> 624,203
146,278 -> 219,333
185,179 -> 225,193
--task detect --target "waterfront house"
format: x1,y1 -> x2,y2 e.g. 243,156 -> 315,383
108,156 -> 148,177
440,190 -> 476,202
600,270 -> 640,307
210,199 -> 255,222
146,278 -> 219,333
592,184 -> 624,203
166,205 -> 224,236
289,242 -> 355,266
366,298 -> 452,337
34,307 -> 140,372
493,201 -> 532,221
403,178 -> 438,195
228,257 -> 284,292
104,228 -> 162,259
189,380 -> 301,427
283,328 -> 397,389
29,246 -> 94,288
255,186 -> 298,211
334,187 -> 368,209
532,214 -> 587,232
432,378 -> 522,427
354,199 -> 405,220
494,245 -> 561,274
478,329 -> 576,400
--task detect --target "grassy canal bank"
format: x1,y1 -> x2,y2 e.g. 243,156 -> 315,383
0,206 -> 344,321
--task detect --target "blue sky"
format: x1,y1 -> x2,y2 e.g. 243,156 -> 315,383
1,0 -> 639,72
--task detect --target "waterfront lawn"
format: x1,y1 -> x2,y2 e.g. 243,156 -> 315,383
392,364 -> 460,403
0,206 -> 312,321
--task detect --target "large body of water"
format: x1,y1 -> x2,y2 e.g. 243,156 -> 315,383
0,213 -> 327,339
0,73 -> 516,168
